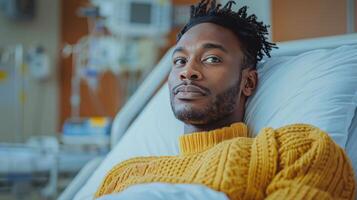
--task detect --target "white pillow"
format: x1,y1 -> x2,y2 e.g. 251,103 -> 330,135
245,45 -> 357,148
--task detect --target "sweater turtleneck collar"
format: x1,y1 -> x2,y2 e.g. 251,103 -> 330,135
179,123 -> 248,155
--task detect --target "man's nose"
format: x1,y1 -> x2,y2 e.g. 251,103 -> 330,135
179,62 -> 203,81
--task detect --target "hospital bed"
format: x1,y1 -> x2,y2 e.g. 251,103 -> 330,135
0,140 -> 58,199
59,33 -> 357,200
0,136 -> 104,199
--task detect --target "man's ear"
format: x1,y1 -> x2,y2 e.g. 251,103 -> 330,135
241,68 -> 258,97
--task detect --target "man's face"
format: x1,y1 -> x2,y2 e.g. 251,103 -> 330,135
168,23 -> 245,125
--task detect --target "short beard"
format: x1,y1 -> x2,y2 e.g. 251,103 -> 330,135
170,81 -> 241,125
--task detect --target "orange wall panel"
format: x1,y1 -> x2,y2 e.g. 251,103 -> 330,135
272,0 -> 347,42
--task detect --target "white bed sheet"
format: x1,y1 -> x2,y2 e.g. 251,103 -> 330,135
97,183 -> 228,200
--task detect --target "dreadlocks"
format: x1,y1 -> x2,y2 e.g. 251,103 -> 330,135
177,0 -> 277,67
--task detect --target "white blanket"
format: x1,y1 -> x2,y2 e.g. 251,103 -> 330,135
97,183 -> 228,200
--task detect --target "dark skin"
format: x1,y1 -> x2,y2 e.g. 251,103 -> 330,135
168,23 -> 258,134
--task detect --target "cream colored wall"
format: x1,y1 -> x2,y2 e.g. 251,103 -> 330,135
0,0 -> 60,142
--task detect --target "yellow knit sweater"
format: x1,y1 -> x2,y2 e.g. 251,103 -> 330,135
95,123 -> 356,199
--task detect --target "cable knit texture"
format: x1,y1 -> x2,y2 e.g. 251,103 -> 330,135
95,123 -> 356,200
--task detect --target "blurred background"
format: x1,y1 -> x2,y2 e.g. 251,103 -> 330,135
0,0 -> 355,199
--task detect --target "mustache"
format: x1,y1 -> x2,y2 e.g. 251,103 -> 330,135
172,82 -> 211,95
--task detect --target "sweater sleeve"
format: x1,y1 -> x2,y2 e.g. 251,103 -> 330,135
265,124 -> 356,200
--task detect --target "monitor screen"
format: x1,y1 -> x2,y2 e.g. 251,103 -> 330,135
130,2 -> 152,24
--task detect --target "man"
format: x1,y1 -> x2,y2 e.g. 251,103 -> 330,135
95,0 -> 356,199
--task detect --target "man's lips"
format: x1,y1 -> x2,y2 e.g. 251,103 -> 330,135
175,91 -> 205,99
173,84 -> 209,100
174,85 -> 207,94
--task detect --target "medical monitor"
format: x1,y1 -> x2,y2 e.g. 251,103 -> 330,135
94,0 -> 172,37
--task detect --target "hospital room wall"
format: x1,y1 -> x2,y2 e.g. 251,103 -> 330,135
0,0 -> 60,142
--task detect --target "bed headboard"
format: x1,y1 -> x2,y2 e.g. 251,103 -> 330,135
272,33 -> 357,56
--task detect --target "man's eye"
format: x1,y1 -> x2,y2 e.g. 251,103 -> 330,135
203,56 -> 222,64
173,58 -> 187,66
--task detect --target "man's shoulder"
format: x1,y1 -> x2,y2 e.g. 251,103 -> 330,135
255,123 -> 336,151
275,123 -> 320,133
274,123 -> 330,140
255,123 -> 346,169
258,123 -> 326,138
